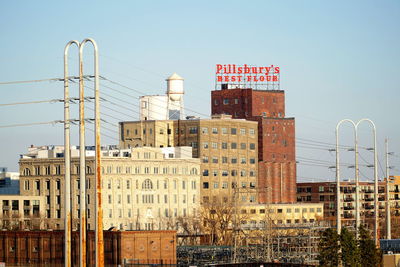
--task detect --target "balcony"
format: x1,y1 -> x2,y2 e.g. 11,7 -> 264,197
344,213 -> 354,219
343,190 -> 356,194
344,206 -> 354,210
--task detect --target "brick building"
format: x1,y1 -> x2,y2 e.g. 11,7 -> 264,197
0,230 -> 176,265
211,88 -> 296,203
119,115 -> 259,204
297,179 -> 400,229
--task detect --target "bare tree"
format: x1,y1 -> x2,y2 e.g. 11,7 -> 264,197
201,197 -> 249,246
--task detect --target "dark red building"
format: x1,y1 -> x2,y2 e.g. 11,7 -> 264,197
211,87 -> 296,203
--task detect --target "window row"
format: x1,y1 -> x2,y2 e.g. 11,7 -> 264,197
200,127 -> 255,135
202,195 -> 256,203
203,181 -> 256,189
23,179 -> 61,191
202,169 -> 256,177
202,156 -> 256,164
106,193 -> 196,205
22,165 -> 65,176
202,181 -> 256,189
102,166 -> 199,175
202,142 -> 256,150
106,207 -> 191,219
105,179 -> 197,191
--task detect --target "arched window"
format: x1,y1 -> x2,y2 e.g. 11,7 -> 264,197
190,168 -> 198,175
142,179 -> 153,190
23,168 -> 31,176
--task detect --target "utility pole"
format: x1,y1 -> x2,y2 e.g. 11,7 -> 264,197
386,138 -> 391,239
64,38 -> 103,267
78,42 -> 87,267
64,40 -> 80,267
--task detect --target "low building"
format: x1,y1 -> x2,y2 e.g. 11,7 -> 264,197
241,202 -> 324,228
297,179 -> 400,228
0,195 -> 46,230
0,230 -> 176,265
19,145 -> 200,231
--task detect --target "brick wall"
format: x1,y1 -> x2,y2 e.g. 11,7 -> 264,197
0,230 -> 176,265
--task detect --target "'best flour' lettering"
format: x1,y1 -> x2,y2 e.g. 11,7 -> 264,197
216,64 -> 279,82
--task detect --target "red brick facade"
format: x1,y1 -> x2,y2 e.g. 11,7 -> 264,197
0,230 -> 176,266
211,88 -> 296,203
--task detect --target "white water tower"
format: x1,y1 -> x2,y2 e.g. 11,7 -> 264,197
166,73 -> 185,120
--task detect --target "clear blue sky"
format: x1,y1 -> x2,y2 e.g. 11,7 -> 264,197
1,0 -> 399,182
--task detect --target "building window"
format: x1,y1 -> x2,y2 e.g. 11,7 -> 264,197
249,143 -> 255,150
222,157 -> 228,163
212,157 -> 218,164
212,128 -> 218,134
203,142 -> 209,149
212,170 -> 218,176
231,128 -> 237,135
222,142 -> 227,149
223,99 -> 229,105
23,168 -> 31,176
24,180 -> 30,190
213,182 -> 218,189
231,142 -> 237,149
222,127 -> 228,134
189,127 -> 198,134
35,166 -> 41,175
212,142 -> 218,149
45,166 -> 51,175
250,158 -> 256,164
202,127 -> 208,134
203,182 -> 209,189
142,179 -> 153,190
202,156 -> 209,163
190,142 -> 198,148
231,158 -> 237,164
182,180 -> 186,189
190,168 -> 198,175
222,170 -> 228,176
203,169 -> 209,176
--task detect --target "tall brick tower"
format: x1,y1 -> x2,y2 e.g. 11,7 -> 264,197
211,65 -> 296,203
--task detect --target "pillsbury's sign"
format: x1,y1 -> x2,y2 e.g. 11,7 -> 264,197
215,64 -> 280,90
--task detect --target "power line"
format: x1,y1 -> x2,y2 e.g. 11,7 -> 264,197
0,75 -> 94,86
0,120 -> 63,128
0,99 -> 63,107
0,77 -> 62,85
